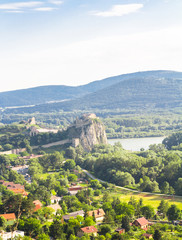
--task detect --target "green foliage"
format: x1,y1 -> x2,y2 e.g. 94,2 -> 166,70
141,205 -> 155,219
0,216 -> 7,230
49,220 -> 66,240
64,159 -> 76,170
121,215 -> 130,232
99,225 -> 111,236
19,218 -> 41,238
163,132 -> 182,150
157,200 -> 169,218
153,229 -> 162,240
68,174 -> 78,182
167,204 -> 181,221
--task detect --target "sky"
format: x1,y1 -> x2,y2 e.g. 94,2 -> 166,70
0,0 -> 182,92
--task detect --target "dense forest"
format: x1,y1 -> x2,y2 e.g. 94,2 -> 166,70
1,110 -> 182,140
62,132 -> 182,196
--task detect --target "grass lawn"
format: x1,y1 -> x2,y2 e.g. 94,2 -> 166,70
95,187 -> 182,210
118,191 -> 182,209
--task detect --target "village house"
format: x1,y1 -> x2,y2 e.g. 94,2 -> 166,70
0,230 -> 24,240
77,226 -> 97,237
68,185 -> 83,196
47,204 -> 62,214
33,200 -> 43,212
50,195 -> 62,204
115,228 -> 125,234
0,213 -> 16,225
62,210 -> 84,222
132,217 -> 149,230
88,209 -> 105,222
68,185 -> 83,191
0,181 -> 28,197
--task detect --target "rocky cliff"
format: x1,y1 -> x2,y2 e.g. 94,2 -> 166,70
66,114 -> 107,151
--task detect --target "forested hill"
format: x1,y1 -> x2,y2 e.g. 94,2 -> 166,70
5,70 -> 182,114
1,70 -> 182,113
0,71 -> 142,108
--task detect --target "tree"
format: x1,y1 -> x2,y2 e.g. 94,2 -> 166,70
141,205 -> 155,219
175,178 -> 182,195
167,204 -> 181,221
3,144 -> 13,150
153,229 -> 162,240
102,202 -> 112,213
157,200 -> 169,218
90,180 -> 102,189
0,216 -> 7,230
84,216 -> 95,227
68,174 -> 78,182
20,218 -> 41,238
163,132 -> 182,150
121,215 -> 130,232
60,201 -> 67,214
65,147 -> 76,160
115,202 -> 134,217
161,181 -> 170,194
37,233 -> 50,240
49,220 -> 65,240
111,232 -> 123,240
99,225 -> 111,236
64,159 -> 76,170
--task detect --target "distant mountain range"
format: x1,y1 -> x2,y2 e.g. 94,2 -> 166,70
2,70 -> 182,113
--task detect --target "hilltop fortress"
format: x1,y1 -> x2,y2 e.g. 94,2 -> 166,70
28,114 -> 107,152
66,113 -> 108,151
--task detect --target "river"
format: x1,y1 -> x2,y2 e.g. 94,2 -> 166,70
108,136 -> 165,151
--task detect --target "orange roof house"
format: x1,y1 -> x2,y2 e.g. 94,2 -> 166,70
77,226 -> 97,237
133,217 -> 149,230
33,200 -> 43,212
88,209 -> 105,222
8,188 -> 28,196
1,181 -> 28,197
0,213 -> 16,221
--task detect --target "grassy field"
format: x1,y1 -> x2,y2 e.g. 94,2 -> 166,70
106,188 -> 182,209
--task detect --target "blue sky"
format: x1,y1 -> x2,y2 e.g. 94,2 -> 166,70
0,0 -> 182,92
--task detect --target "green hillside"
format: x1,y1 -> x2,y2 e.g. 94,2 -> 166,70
1,70 -> 182,109
5,71 -> 182,114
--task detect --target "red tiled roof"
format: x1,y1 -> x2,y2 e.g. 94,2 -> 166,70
81,226 -> 97,233
135,217 -> 148,226
33,200 -> 43,212
33,200 -> 43,206
0,213 -> 16,220
34,205 -> 42,211
8,188 -> 28,196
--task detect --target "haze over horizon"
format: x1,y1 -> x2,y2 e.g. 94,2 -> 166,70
0,0 -> 182,92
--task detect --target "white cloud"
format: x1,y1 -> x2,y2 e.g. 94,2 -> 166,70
48,0 -> 63,5
91,4 -> 143,17
0,1 -> 43,10
34,7 -> 56,11
6,10 -> 24,13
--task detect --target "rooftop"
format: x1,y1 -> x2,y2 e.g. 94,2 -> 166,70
81,226 -> 97,233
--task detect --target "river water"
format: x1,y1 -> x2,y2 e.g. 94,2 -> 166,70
108,136 -> 165,151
